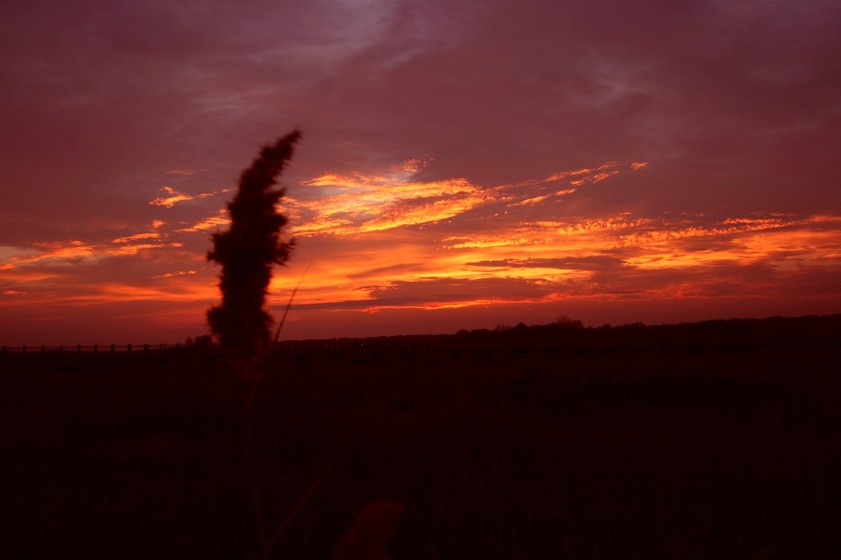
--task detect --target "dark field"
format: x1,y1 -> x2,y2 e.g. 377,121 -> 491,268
2,317 -> 840,558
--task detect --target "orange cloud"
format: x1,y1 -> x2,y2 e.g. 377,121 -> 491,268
149,186 -> 232,208
264,162 -> 803,317
150,186 -> 193,208
287,160 -> 644,239
110,232 -> 161,244
273,210 -> 840,317
12,240 -> 97,265
511,195 -> 551,207
289,172 -> 489,236
175,209 -> 231,233
0,220 -> 185,270
152,270 -> 198,280
543,162 -> 621,183
286,176 -> 487,237
569,169 -> 619,186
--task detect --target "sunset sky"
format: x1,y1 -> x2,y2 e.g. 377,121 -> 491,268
1,0 -> 840,345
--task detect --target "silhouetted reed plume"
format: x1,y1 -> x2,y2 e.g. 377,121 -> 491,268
207,130 -> 300,376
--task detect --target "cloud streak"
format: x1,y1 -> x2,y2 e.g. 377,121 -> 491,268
150,186 -> 232,208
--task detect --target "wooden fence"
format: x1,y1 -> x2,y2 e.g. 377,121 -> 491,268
1,339 -> 764,363
1,343 -> 185,354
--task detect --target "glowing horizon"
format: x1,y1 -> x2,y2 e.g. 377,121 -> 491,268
2,157 -> 840,344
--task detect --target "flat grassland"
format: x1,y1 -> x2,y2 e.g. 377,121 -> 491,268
2,317 -> 840,558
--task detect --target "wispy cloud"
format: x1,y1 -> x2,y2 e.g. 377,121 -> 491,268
0,220 -> 185,270
175,209 -> 231,233
269,206 -> 841,315
287,173 -> 488,236
152,270 -> 197,280
284,160 -> 641,238
225,161 -> 837,319
1,239 -> 184,268
110,232 -> 161,244
149,186 -> 232,208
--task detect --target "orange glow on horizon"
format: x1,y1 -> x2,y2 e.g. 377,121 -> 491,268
2,159 -> 840,343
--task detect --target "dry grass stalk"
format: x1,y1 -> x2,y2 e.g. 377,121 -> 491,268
207,130 -> 300,382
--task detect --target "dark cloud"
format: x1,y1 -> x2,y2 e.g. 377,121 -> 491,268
4,0 -> 839,219
468,256 -> 626,271
293,276 -> 558,312
346,263 -> 426,280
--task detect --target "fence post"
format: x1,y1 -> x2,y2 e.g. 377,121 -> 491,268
127,343 -> 132,353
94,344 -> 98,353
110,344 -> 115,353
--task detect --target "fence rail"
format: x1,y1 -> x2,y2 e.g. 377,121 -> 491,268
0,340 -> 770,358
2,332 -> 836,363
1,343 -> 187,354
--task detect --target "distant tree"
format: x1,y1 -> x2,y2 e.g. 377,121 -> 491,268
184,335 -> 211,347
554,315 -> 583,330
207,130 -> 301,378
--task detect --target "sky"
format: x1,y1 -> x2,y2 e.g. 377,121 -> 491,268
1,0 -> 840,345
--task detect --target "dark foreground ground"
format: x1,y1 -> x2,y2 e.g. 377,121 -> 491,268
2,317 -> 840,558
